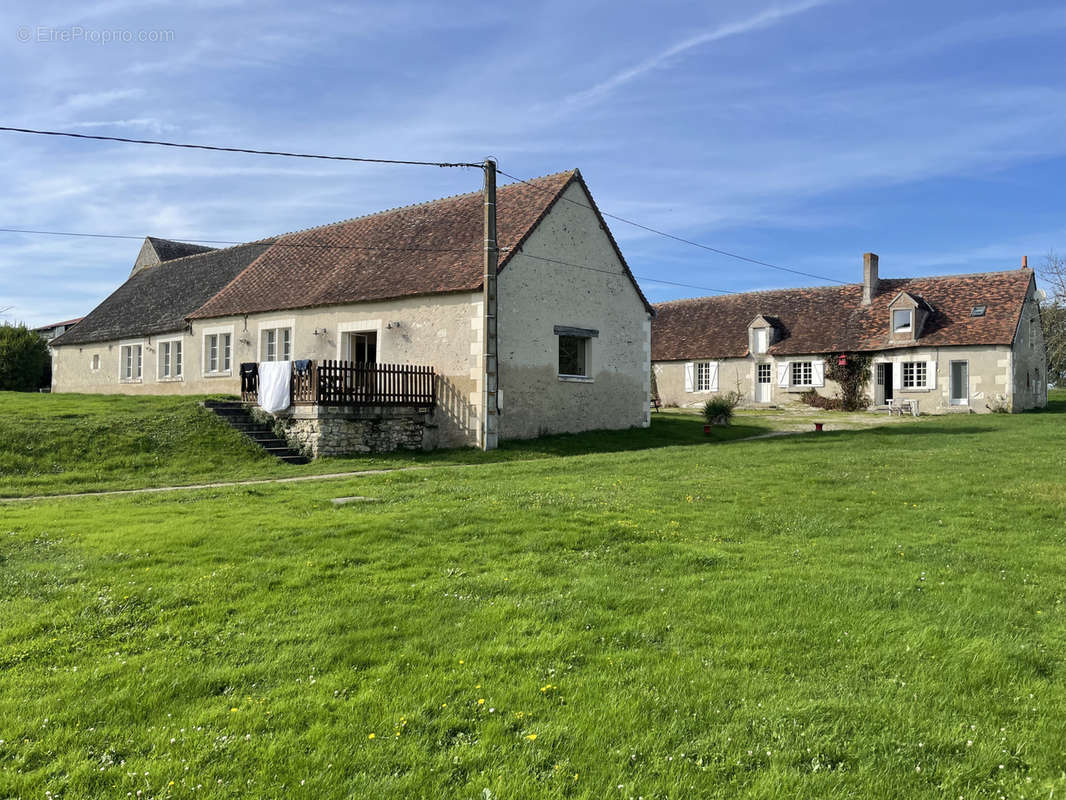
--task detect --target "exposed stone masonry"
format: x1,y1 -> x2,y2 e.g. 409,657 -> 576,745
257,405 -> 431,459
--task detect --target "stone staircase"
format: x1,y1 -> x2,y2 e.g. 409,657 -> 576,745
203,400 -> 309,464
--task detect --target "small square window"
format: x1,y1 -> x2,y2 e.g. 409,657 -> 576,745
902,361 -> 927,389
793,362 -> 814,388
791,361 -> 813,386
558,335 -> 588,377
892,309 -> 912,333
970,305 -> 987,317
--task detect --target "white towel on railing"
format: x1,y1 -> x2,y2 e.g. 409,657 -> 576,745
258,361 -> 291,413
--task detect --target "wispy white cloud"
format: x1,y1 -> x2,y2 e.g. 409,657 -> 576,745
57,87 -> 143,112
561,0 -> 833,108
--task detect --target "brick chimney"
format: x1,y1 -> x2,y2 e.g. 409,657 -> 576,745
862,252 -> 879,306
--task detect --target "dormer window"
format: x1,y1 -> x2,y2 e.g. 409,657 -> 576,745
892,309 -> 913,334
971,305 -> 986,317
753,327 -> 768,354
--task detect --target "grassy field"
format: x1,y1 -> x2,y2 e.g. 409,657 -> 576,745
2,394 -> 1065,798
0,392 -> 767,498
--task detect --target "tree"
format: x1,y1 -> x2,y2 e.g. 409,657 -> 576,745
0,323 -> 50,391
1040,251 -> 1066,385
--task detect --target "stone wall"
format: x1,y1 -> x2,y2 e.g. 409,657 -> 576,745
51,290 -> 481,447
655,343 -> 1022,414
260,405 -> 431,458
496,180 -> 652,439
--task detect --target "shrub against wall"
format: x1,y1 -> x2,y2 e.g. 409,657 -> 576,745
0,324 -> 50,390
800,353 -> 872,411
825,353 -> 872,410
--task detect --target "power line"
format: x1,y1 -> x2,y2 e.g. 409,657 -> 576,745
0,126 -> 482,169
496,167 -> 847,286
0,226 -> 740,296
0,125 -> 841,287
511,249 -> 737,296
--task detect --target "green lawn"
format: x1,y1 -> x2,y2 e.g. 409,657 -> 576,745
1,394 -> 1065,798
0,392 -> 767,498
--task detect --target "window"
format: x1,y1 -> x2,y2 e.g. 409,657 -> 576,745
791,361 -> 813,386
892,309 -> 913,334
91,354 -> 100,371
684,360 -> 717,392
158,339 -> 183,379
1029,318 -> 1036,349
901,361 -> 927,389
120,343 -> 142,381
558,335 -> 588,377
757,363 -> 771,383
262,327 -> 291,362
753,327 -> 768,354
970,305 -> 987,317
695,361 -> 715,392
204,333 -> 232,374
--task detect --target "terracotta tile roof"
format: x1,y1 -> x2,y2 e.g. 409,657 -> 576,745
652,268 -> 1034,361
51,243 -> 272,347
189,169 -> 651,319
33,317 -> 83,331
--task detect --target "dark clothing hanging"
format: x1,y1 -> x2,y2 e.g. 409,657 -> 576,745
293,359 -> 312,374
239,362 -> 259,394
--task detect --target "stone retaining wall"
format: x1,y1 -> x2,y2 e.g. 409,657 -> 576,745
257,405 -> 433,458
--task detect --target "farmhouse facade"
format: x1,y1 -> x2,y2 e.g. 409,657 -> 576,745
652,254 -> 1046,414
50,170 -> 653,449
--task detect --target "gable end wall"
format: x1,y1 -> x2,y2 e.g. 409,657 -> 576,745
497,181 -> 651,439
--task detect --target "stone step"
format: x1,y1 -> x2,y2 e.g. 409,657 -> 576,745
203,401 -> 308,464
279,454 -> 311,464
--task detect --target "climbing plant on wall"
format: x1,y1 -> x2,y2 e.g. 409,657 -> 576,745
824,352 -> 872,411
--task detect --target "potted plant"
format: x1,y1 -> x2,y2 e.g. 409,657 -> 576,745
702,392 -> 740,432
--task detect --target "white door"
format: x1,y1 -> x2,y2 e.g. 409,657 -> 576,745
755,363 -> 771,403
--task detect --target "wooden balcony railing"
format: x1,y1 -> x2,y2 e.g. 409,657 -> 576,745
242,360 -> 436,408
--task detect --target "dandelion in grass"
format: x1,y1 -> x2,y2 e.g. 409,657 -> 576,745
368,733 -> 375,739
477,699 -> 485,706
525,734 -> 537,741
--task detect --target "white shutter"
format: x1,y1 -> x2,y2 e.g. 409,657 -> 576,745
709,362 -> 719,392
926,360 -> 937,390
777,362 -> 789,388
811,361 -> 825,387
684,362 -> 694,392
893,361 -> 902,390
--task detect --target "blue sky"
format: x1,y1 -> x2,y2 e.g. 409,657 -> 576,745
3,0 -> 1065,327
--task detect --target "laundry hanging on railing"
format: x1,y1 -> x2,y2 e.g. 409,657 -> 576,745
258,361 -> 292,413
239,362 -> 258,394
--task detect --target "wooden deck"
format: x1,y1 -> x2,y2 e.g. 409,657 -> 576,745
242,360 -> 435,408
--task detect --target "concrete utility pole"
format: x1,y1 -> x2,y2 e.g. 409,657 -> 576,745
481,158 -> 499,451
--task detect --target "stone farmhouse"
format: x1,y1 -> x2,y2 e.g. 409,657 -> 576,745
50,170 -> 654,451
652,254 -> 1046,414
